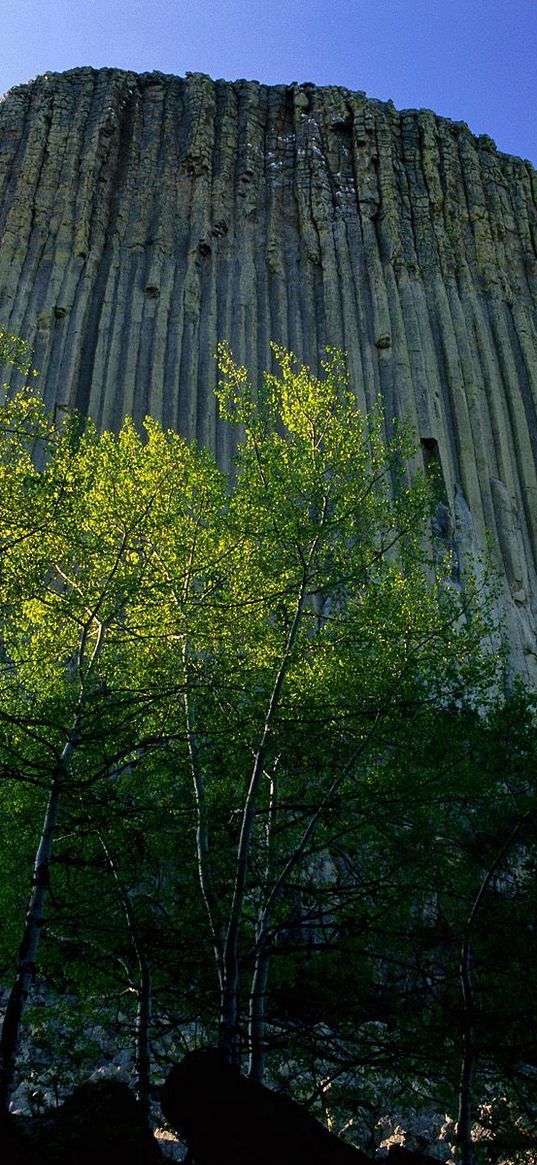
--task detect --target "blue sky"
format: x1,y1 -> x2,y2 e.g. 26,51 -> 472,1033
1,0 -> 536,163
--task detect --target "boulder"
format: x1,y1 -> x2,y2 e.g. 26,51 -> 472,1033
161,1047 -> 370,1164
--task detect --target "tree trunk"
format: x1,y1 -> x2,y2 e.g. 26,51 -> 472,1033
0,698 -> 83,1112
456,937 -> 475,1165
0,775 -> 62,1110
455,817 -> 525,1165
219,972 -> 241,1067
96,829 -> 155,1112
219,574 -> 310,1068
248,935 -> 271,1083
135,955 -> 152,1116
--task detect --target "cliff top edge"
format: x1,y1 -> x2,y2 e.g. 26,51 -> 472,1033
1,65 -> 533,168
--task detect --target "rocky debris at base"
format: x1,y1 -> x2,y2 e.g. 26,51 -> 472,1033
153,1127 -> 188,1161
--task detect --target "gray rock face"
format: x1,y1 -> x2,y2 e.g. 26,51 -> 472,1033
0,68 -> 536,674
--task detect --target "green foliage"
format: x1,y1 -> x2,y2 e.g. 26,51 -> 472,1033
0,326 -> 37,382
0,341 -> 535,1152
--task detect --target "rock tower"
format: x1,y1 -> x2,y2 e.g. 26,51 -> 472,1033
0,68 -> 536,673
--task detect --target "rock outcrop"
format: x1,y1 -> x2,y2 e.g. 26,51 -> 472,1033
0,68 -> 536,673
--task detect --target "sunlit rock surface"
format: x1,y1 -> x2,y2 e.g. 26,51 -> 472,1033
0,68 -> 536,674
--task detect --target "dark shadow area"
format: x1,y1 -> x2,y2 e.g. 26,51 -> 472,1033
161,1047 -> 371,1164
0,1079 -> 162,1165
